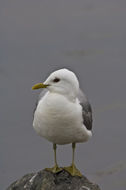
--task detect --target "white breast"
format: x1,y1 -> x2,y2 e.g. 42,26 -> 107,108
33,92 -> 92,144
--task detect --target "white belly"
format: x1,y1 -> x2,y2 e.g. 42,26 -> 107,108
33,93 -> 92,145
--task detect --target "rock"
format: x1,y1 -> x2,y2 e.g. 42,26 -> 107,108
6,169 -> 101,190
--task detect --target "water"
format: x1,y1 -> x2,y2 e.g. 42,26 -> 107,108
0,0 -> 126,189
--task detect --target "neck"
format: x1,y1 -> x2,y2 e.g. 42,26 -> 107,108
51,91 -> 77,103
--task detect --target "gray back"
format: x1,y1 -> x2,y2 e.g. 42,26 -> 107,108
78,89 -> 92,131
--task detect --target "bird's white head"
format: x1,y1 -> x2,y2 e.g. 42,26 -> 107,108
32,68 -> 79,100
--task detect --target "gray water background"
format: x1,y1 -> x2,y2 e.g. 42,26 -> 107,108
0,0 -> 126,189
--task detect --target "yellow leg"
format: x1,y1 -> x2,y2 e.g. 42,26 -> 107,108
64,143 -> 82,177
45,143 -> 62,173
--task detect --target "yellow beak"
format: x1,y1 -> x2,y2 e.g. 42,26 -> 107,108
32,83 -> 49,90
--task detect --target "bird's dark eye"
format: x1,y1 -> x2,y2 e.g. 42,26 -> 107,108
53,78 -> 60,83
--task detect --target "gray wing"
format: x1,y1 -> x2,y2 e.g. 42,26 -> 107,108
33,89 -> 48,115
78,89 -> 93,131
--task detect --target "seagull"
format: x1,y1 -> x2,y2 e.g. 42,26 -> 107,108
32,68 -> 92,176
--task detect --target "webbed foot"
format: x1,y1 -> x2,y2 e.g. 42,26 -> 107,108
64,164 -> 82,177
45,165 -> 63,173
